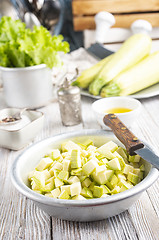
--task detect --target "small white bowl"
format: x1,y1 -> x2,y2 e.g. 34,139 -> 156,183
0,108 -> 44,150
92,97 -> 141,130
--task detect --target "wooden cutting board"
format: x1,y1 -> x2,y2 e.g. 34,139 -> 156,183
72,0 -> 159,31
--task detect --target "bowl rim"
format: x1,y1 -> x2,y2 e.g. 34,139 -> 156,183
11,129 -> 159,207
92,96 -> 141,116
0,64 -> 46,72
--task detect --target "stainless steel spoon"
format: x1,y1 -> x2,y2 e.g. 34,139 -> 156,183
0,108 -> 28,125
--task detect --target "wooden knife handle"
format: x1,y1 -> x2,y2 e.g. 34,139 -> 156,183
103,114 -> 144,155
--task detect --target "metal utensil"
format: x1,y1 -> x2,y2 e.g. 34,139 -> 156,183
86,43 -> 114,60
0,108 -> 27,125
103,114 -> 159,169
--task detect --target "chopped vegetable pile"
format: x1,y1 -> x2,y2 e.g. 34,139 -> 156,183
28,139 -> 145,200
0,16 -> 69,68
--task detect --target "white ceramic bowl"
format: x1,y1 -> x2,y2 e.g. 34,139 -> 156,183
92,97 -> 141,129
0,108 -> 44,150
11,130 -> 159,222
1,64 -> 53,108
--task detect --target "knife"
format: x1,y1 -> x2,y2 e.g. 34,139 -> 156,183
103,114 -> 159,169
86,43 -> 114,60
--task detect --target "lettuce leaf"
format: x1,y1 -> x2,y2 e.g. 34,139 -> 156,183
0,16 -> 70,68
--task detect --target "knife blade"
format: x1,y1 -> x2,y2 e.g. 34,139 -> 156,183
86,43 -> 114,60
135,146 -> 159,169
103,114 -> 159,169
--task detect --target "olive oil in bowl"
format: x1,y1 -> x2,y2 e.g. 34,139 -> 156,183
105,108 -> 132,114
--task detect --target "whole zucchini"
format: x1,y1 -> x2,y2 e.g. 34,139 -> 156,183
89,33 -> 152,96
101,51 -> 159,97
72,54 -> 113,89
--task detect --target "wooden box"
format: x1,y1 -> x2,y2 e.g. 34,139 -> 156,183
72,0 -> 159,31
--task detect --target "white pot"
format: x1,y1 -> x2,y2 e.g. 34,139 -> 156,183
1,64 -> 53,108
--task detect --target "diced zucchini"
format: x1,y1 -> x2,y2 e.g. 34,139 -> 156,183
63,160 -> 71,171
111,186 -> 121,194
55,178 -> 64,188
100,185 -> 111,194
93,186 -> 103,198
116,147 -> 128,161
71,150 -> 81,169
140,164 -> 145,171
58,190 -> 70,199
44,177 -> 55,192
45,193 -> 53,198
70,182 -> 81,197
61,185 -> 71,195
32,171 -> 48,189
89,182 -> 95,191
118,178 -> 133,189
122,164 -> 134,175
29,138 -> 145,200
95,165 -> 107,174
93,170 -> 114,185
79,175 -> 87,182
50,149 -> 61,160
53,169 -> 60,178
36,157 -> 53,171
81,187 -> 93,198
127,172 -> 139,184
97,141 -> 118,159
107,158 -> 121,170
51,188 -> 61,198
117,173 -> 126,181
67,176 -> 80,184
81,178 -> 92,188
83,139 -> 94,148
133,168 -> 141,175
82,159 -> 98,176
50,162 -> 63,171
58,171 -> 69,181
105,181 -> 114,190
129,155 -> 140,163
61,141 -> 81,152
72,195 -> 86,200
113,151 -> 126,169
81,150 -> 88,157
101,158 -> 109,164
120,186 -> 127,192
110,175 -> 118,187
71,168 -> 83,176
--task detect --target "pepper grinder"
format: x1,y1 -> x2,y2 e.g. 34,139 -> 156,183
57,78 -> 82,126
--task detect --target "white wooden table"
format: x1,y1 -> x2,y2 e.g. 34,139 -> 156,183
0,89 -> 159,240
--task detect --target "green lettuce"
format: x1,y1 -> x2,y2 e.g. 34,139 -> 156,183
0,16 -> 70,68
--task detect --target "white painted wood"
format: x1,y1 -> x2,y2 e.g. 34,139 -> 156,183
84,27 -> 159,48
0,58 -> 159,239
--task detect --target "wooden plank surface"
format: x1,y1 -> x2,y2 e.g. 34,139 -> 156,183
72,0 -> 159,15
73,12 -> 159,30
0,48 -> 159,239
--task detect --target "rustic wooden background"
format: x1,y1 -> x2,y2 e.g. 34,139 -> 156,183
72,0 -> 159,30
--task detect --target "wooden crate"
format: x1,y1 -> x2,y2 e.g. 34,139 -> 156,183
72,0 -> 159,31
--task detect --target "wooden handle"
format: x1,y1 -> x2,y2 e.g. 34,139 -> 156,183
103,114 -> 144,155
